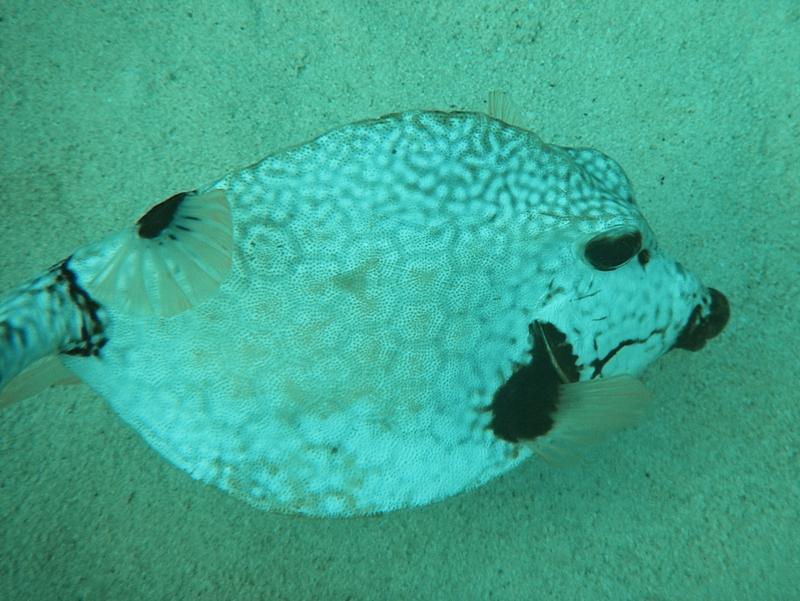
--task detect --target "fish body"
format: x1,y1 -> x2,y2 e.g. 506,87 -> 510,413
0,106 -> 728,516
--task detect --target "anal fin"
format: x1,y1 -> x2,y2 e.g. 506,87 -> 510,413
0,355 -> 80,408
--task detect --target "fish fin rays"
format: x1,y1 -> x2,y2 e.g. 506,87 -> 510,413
487,91 -> 524,128
0,355 -> 81,408
87,188 -> 233,317
527,375 -> 651,466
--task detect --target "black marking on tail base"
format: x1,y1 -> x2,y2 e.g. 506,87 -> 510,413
54,258 -> 108,357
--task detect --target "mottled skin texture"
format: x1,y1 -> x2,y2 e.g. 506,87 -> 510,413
1,110 -> 724,515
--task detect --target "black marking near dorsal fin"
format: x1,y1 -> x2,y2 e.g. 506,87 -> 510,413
137,191 -> 189,239
88,188 -> 233,317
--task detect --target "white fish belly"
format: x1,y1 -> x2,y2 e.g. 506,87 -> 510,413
65,112 -> 552,515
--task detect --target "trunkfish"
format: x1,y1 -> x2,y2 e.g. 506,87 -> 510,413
0,94 -> 729,516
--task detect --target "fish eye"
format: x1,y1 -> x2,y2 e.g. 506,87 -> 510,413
584,230 -> 642,271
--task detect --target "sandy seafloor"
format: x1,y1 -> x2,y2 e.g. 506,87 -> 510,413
0,1 -> 798,600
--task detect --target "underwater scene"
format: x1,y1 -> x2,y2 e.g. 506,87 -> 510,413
1,2 -> 797,600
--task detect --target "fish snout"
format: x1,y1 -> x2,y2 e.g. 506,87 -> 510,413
673,287 -> 730,352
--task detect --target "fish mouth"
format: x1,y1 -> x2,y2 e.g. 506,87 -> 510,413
674,288 -> 730,352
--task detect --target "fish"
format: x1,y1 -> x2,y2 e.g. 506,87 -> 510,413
0,93 -> 729,516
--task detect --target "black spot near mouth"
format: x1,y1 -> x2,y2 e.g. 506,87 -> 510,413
487,322 -> 579,443
673,288 -> 729,351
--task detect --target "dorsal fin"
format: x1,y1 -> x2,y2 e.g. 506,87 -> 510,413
87,188 -> 233,317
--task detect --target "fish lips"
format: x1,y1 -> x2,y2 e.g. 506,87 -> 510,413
674,288 -> 730,352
